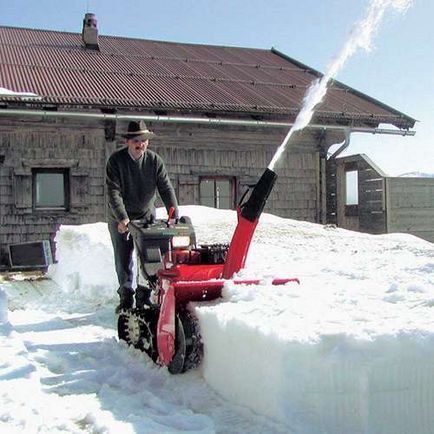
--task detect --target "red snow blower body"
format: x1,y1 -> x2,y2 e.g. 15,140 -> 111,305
117,168 -> 299,373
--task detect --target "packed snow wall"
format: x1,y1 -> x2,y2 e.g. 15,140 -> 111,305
47,206 -> 434,434
198,309 -> 434,434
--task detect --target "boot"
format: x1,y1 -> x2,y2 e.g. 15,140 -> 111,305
135,285 -> 152,309
115,287 -> 134,314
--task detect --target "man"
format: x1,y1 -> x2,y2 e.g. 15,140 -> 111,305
106,120 -> 179,312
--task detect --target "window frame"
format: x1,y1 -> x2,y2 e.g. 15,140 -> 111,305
344,164 -> 359,217
32,167 -> 70,212
345,170 -> 359,206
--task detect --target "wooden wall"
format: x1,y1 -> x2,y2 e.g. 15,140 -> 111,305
329,154 -> 434,243
0,114 -> 327,267
0,116 -> 111,265
327,154 -> 387,234
386,177 -> 434,243
325,157 -> 338,224
148,122 -> 322,221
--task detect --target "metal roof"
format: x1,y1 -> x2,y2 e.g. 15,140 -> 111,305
0,26 -> 415,129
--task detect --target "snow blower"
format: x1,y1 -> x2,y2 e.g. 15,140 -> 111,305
117,168 -> 299,374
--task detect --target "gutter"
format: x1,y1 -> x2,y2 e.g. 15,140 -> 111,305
271,48 -> 417,128
0,108 -> 416,137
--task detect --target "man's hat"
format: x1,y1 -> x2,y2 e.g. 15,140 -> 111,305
123,120 -> 155,140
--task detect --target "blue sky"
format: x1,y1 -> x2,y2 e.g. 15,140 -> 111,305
1,0 -> 433,175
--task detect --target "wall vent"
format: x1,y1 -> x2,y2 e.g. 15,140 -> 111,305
8,240 -> 53,269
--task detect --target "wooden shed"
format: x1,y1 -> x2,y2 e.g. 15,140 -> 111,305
327,154 -> 434,242
0,15 -> 416,268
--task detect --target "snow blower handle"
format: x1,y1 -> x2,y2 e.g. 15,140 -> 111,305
166,206 -> 178,227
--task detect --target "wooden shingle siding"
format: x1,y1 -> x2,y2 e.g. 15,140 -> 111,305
13,169 -> 32,209
326,159 -> 338,224
0,117 -> 108,264
358,164 -> 386,234
151,123 -> 320,222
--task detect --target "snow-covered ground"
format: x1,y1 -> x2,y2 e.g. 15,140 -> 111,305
1,205 -> 434,434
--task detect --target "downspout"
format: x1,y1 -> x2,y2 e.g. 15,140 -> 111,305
325,128 -> 352,226
329,127 -> 351,160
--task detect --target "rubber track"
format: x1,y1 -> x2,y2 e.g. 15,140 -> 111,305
179,307 -> 203,372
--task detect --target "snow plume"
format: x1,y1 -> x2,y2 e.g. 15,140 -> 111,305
268,0 -> 412,171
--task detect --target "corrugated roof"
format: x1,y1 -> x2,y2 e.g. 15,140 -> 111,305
0,26 -> 415,129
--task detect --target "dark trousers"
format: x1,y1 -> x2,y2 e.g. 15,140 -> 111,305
108,220 -> 134,297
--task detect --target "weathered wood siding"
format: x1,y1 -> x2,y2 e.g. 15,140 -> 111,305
386,177 -> 434,242
358,158 -> 387,234
0,115 -> 325,266
328,154 -> 434,243
141,122 -> 322,221
0,116 -> 111,265
326,157 -> 338,224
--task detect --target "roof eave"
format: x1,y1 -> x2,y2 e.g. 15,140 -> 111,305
0,96 -> 415,130
271,47 -> 416,129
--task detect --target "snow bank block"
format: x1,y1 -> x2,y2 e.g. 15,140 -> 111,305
193,212 -> 434,434
47,223 -> 118,301
199,305 -> 434,434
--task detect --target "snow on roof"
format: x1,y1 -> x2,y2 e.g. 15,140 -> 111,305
0,86 -> 40,99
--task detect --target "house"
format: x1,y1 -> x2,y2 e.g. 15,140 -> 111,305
327,154 -> 434,242
0,14 -> 416,268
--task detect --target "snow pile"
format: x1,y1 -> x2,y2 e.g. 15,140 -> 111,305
194,211 -> 434,433
2,206 -> 434,433
47,222 -> 118,302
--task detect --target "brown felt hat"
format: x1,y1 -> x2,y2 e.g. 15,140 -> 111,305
123,120 -> 155,140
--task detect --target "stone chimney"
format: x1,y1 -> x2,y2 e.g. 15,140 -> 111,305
82,13 -> 99,50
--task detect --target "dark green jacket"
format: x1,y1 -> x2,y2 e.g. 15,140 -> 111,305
106,147 -> 178,222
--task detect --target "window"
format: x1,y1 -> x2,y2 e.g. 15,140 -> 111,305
345,170 -> 359,205
32,168 -> 70,210
199,177 -> 234,209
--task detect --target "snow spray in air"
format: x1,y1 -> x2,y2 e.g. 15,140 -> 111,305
268,0 -> 412,171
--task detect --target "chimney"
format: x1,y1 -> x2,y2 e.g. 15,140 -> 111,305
82,13 -> 99,50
